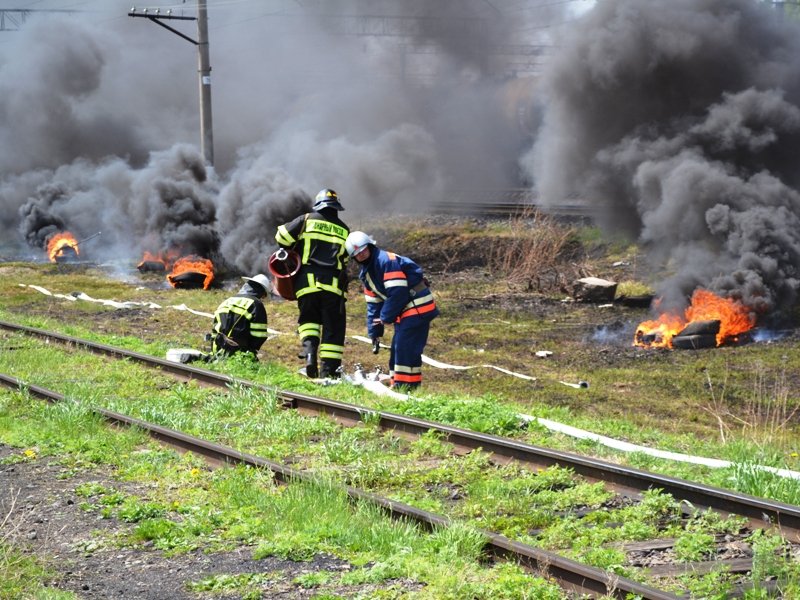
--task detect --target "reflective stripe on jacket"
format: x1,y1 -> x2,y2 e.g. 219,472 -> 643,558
358,249 -> 436,339
212,293 -> 268,352
276,211 -> 349,296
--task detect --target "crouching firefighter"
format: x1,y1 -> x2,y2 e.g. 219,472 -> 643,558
345,231 -> 439,389
211,274 -> 270,358
275,189 -> 350,378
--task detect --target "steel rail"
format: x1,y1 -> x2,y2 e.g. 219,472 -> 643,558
0,371 -> 678,600
429,200 -> 603,217
3,319 -> 800,537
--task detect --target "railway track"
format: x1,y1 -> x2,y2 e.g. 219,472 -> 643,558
429,189 -> 603,217
0,370 -> 675,600
2,319 -> 798,597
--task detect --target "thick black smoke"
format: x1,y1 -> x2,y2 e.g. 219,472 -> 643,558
526,0 -> 800,315
18,184 -> 69,249
0,0 -> 573,273
13,144 -> 219,260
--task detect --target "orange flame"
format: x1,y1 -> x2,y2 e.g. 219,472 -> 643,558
47,232 -> 80,263
138,248 -> 181,271
634,289 -> 756,348
166,255 -> 215,290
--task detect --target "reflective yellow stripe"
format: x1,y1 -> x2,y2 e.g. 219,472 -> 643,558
214,297 -> 255,321
298,273 -> 342,296
316,280 -> 343,295
298,323 -> 321,338
305,219 -> 348,240
296,287 -> 320,297
250,323 -> 269,338
319,343 -> 344,359
305,231 -> 347,245
276,224 -> 295,246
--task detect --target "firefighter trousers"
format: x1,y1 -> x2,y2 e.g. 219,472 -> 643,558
297,290 -> 346,377
389,313 -> 433,389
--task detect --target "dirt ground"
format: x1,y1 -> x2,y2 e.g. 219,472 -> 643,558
0,444 -> 419,599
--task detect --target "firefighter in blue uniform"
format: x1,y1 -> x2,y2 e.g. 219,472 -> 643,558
275,189 -> 350,378
211,273 -> 270,357
345,231 -> 439,389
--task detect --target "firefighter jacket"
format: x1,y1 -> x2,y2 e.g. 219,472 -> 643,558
212,289 -> 268,353
357,248 -> 438,339
275,211 -> 349,298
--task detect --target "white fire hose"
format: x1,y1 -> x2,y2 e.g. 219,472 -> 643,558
18,284 -> 800,479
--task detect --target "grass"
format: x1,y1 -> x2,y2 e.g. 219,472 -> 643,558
0,334 -> 762,594
3,218 -> 800,597
0,385 -> 571,599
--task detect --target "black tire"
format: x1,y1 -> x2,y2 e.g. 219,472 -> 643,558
675,320 -> 721,337
672,334 -> 718,349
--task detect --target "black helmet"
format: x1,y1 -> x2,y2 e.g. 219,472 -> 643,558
313,189 -> 345,211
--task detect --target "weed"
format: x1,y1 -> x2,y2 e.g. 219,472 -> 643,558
75,482 -> 110,497
133,518 -> 178,541
359,408 -> 382,428
186,571 -> 281,594
679,565 -> 735,600
409,429 -> 453,458
292,571 -> 334,588
728,460 -> 800,505
385,394 -> 524,436
118,500 -> 167,523
673,529 -> 715,563
750,529 -> 790,583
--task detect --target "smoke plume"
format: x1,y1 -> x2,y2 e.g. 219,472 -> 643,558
526,0 -> 800,315
0,0 -> 573,274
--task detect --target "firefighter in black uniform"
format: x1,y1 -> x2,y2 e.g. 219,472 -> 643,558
275,189 -> 350,378
211,274 -> 270,358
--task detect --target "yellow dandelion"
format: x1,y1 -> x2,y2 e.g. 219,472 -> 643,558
122,455 -> 129,459
24,450 -> 36,459
536,468 -> 544,473
792,453 -> 798,458
173,501 -> 179,507
191,468 -> 200,476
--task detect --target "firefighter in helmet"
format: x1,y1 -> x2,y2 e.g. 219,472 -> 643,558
346,231 -> 439,389
275,189 -> 350,378
211,274 -> 270,357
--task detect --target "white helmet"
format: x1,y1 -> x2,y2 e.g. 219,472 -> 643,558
345,231 -> 376,257
242,273 -> 271,294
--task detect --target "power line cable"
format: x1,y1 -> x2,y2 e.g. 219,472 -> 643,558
512,16 -> 578,31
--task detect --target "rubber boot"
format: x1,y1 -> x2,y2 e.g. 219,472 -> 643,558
302,339 -> 318,379
320,359 -> 342,379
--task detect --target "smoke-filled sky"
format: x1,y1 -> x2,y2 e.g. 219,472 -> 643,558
0,0 -> 572,274
525,0 -> 800,316
4,0 -> 798,318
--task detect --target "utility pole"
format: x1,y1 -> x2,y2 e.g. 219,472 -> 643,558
129,2 -> 214,170
196,0 -> 214,170
776,0 -> 785,22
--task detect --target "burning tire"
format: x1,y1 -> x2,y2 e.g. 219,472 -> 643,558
671,334 -> 718,349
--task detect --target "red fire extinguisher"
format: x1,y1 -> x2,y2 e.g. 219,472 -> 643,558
268,248 -> 301,301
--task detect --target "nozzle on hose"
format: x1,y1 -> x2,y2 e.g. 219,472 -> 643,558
372,338 -> 380,354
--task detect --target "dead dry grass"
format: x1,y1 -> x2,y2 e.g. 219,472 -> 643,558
703,366 -> 800,450
488,207 -> 589,293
